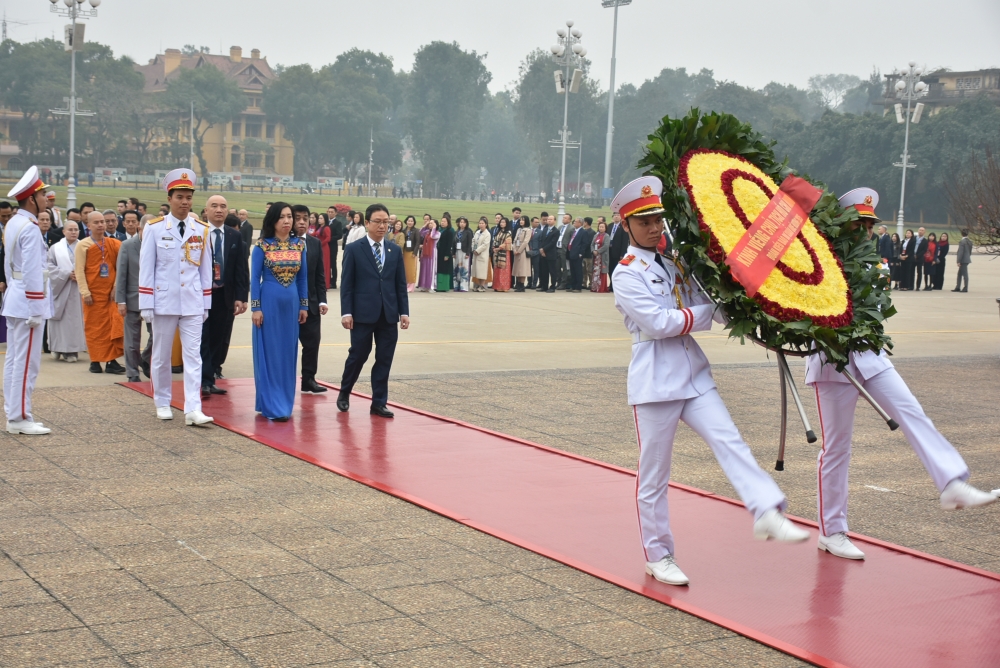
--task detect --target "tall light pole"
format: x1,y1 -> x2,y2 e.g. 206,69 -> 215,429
550,20 -> 586,220
891,61 -> 927,238
601,0 -> 630,203
46,0 -> 101,210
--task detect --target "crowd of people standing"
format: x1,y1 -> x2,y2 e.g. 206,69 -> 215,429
875,224 -> 974,292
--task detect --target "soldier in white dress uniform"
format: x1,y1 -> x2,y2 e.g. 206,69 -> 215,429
138,169 -> 213,426
2,167 -> 55,434
612,176 -> 808,586
805,188 -> 997,560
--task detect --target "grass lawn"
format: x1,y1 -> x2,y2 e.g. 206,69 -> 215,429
51,185 -> 613,225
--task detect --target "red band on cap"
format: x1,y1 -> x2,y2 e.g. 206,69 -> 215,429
620,195 -> 662,219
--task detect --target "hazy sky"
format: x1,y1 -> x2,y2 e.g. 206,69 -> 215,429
8,0 -> 1000,93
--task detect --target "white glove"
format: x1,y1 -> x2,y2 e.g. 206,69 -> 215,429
203,310 -> 209,323
26,316 -> 42,329
141,309 -> 153,323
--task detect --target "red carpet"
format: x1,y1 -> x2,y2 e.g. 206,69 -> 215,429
125,379 -> 1000,668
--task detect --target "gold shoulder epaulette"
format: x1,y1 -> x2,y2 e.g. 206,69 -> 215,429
619,254 -> 636,266
147,215 -> 165,224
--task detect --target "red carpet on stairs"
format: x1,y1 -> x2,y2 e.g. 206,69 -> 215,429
124,379 -> 1000,668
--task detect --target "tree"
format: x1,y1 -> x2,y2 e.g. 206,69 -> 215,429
77,44 -> 145,168
405,42 -> 490,194
165,65 -> 247,176
840,69 -> 884,115
947,146 -> 1000,253
0,39 -> 72,164
809,73 -> 863,110
468,91 -> 534,193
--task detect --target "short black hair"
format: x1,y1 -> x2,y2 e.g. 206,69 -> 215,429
584,217 -> 593,225
80,202 -> 95,211
512,206 -> 521,213
961,228 -> 969,236
66,207 -> 80,216
365,203 -> 389,220
0,202 -> 12,211
224,213 -> 241,229
260,201 -> 292,239
128,197 -> 140,207
265,202 -> 273,206
540,211 -> 549,218
117,199 -> 127,205
291,204 -> 310,217
123,210 -> 139,221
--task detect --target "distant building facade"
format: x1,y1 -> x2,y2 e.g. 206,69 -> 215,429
135,46 -> 294,177
881,68 -> 1000,117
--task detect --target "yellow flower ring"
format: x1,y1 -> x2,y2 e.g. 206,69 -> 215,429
678,149 -> 853,328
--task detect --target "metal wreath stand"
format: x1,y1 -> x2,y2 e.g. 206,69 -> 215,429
664,228 -> 899,472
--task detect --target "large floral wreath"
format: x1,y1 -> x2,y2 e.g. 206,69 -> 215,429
637,109 -> 895,369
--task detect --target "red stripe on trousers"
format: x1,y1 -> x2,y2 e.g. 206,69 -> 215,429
21,327 -> 33,420
633,405 -> 649,562
815,385 -> 828,537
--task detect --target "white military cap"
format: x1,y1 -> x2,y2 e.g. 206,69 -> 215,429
162,168 -> 198,193
838,187 -> 880,221
7,166 -> 48,201
611,176 -> 665,219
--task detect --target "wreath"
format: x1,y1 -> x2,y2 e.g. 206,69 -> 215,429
637,109 -> 895,369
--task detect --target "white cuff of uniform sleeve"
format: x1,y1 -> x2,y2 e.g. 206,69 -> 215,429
319,302 -> 327,307
342,313 -> 351,318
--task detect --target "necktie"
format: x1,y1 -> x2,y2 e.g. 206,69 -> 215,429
373,241 -> 383,273
653,253 -> 667,271
178,219 -> 185,237
213,228 -> 223,274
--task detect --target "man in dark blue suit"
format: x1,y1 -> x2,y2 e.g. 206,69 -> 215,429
876,224 -> 893,264
535,213 -> 558,292
567,217 -> 587,292
337,203 -> 410,418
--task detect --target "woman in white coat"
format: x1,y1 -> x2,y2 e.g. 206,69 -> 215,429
470,218 -> 491,292
46,220 -> 87,361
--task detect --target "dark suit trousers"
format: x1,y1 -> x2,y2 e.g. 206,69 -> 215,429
201,289 -> 235,383
569,255 -> 583,290
529,255 -> 539,288
543,252 -> 560,290
340,309 -> 398,407
298,311 -> 321,380
556,248 -> 568,288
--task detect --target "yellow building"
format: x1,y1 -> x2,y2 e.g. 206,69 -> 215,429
135,46 -> 295,178
881,68 -> 1000,117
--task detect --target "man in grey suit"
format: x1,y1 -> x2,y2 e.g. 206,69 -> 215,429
556,213 -> 574,290
952,228 -> 973,292
115,220 -> 152,382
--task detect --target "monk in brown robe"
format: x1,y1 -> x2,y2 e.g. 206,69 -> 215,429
75,211 -> 126,374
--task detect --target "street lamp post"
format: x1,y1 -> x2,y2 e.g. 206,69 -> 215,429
601,0 -> 630,203
550,21 -> 586,220
46,0 -> 101,210
892,61 -> 928,238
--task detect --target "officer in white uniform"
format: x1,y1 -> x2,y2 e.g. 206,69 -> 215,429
138,168 -> 213,426
805,188 -> 997,560
612,176 -> 808,586
2,167 -> 55,434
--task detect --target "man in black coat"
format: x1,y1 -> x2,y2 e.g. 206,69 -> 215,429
201,197 -> 249,396
293,205 -> 329,394
337,203 -> 409,418
237,209 -> 254,259
326,205 -> 346,288
535,211 -> 559,292
877,225 -> 893,263
607,212 -> 629,291
566,218 -> 587,292
527,217 -> 542,288
913,226 -> 929,289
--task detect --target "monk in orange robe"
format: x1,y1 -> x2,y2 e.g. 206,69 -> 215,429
75,211 -> 126,374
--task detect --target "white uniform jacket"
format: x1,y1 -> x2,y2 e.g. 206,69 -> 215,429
138,214 -> 212,316
805,348 -> 893,386
613,245 -> 723,405
1,210 -> 53,320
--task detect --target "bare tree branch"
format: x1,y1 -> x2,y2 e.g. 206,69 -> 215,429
947,146 -> 1000,254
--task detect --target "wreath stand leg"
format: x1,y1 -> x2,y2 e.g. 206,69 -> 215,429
777,352 -> 818,452
776,361 -> 788,471
839,369 -> 900,431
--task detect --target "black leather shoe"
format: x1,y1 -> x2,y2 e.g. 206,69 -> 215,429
215,370 -> 225,380
546,289 -> 556,293
171,365 -> 183,374
337,392 -> 350,412
105,360 -> 127,375
273,416 -> 289,422
370,405 -> 394,418
301,378 -> 328,394
201,383 -> 211,398
140,360 -> 150,378
209,384 -> 228,395
90,362 -> 103,374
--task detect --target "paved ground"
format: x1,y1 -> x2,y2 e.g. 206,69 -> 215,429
1,252 -> 998,666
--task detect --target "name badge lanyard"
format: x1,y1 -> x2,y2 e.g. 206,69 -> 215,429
97,238 -> 109,278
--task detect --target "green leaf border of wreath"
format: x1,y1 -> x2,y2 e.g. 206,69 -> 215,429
637,108 -> 895,370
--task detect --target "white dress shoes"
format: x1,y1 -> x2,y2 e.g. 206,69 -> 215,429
6,420 -> 51,435
185,410 -> 214,427
645,554 -> 690,586
753,509 -> 810,543
156,407 -> 173,420
818,532 -> 865,560
940,479 -> 998,510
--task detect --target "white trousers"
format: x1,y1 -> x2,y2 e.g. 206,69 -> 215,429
813,367 -> 969,537
151,314 -> 203,414
3,318 -> 43,423
633,389 -> 786,562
